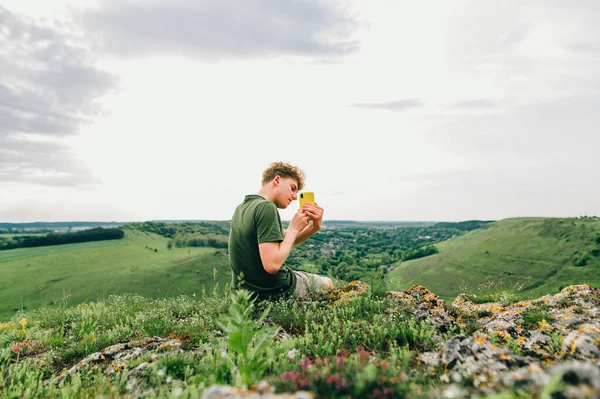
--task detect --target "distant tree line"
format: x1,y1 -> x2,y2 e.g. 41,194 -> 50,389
0,228 -> 125,250
402,245 -> 438,261
168,233 -> 228,249
0,222 -> 123,230
125,221 -> 228,238
432,220 -> 494,231
0,228 -> 54,235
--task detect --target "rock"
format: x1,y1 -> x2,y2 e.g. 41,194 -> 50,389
547,362 -> 600,399
328,281 -> 370,305
561,331 -> 600,361
59,337 -> 183,381
420,351 -> 441,367
441,335 -> 469,368
201,383 -> 314,399
390,285 -> 455,332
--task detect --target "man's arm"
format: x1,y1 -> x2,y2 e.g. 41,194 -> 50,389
286,202 -> 323,246
259,209 -> 309,274
284,223 -> 320,246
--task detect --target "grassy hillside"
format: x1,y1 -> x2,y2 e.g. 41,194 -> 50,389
387,217 -> 600,302
0,230 -> 231,320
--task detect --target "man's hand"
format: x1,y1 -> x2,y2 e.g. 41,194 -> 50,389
302,203 -> 324,231
288,209 -> 310,234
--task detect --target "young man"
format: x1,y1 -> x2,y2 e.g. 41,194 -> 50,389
228,161 -> 334,299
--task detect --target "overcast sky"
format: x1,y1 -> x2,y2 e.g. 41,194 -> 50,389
1,0 -> 599,222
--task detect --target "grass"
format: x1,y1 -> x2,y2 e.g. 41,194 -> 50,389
387,217 -> 600,302
0,230 -> 231,320
0,285 -> 442,398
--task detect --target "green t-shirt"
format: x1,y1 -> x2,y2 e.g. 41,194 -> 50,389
228,195 -> 296,298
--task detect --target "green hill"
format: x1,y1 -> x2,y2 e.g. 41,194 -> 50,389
0,229 -> 232,320
387,217 -> 600,302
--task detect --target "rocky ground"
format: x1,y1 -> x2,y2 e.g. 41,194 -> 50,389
394,284 -> 600,398
54,283 -> 599,398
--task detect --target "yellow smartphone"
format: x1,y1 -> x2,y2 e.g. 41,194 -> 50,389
299,191 -> 315,209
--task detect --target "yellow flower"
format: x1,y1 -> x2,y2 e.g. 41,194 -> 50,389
495,330 -> 510,341
538,319 -> 552,332
517,336 -> 526,344
0,322 -> 11,330
19,318 -> 27,329
570,338 -> 578,354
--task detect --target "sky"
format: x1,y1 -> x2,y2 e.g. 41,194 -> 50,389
1,0 -> 599,222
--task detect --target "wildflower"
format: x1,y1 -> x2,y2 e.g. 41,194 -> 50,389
538,320 -> 552,332
281,370 -> 300,382
380,360 -> 389,371
287,349 -> 299,361
356,345 -> 369,362
0,322 -> 10,330
335,376 -> 347,390
299,357 -> 311,370
19,318 -> 27,329
299,376 -> 310,389
570,338 -> 578,354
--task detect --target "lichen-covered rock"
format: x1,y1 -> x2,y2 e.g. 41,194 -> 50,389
449,284 -> 600,362
328,280 -> 370,305
547,362 -> 600,399
58,336 -> 184,381
201,382 -> 314,398
561,330 -> 600,361
389,285 -> 454,332
419,284 -> 600,397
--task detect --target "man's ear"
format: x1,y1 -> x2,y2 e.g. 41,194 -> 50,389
273,175 -> 280,186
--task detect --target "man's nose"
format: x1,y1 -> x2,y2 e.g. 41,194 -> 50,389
292,193 -> 298,200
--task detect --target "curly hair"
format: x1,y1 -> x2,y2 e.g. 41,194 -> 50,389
261,161 -> 306,191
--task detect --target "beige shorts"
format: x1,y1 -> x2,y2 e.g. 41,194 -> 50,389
292,271 -> 332,298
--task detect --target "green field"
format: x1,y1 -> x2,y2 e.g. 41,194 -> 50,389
0,230 -> 232,320
387,217 -> 600,302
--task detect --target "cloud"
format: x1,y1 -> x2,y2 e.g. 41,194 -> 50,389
568,41 -> 600,55
0,135 -> 98,187
452,99 -> 498,109
80,0 -> 360,60
0,6 -> 118,186
350,99 -> 423,112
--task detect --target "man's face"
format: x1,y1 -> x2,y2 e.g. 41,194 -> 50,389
274,177 -> 299,209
